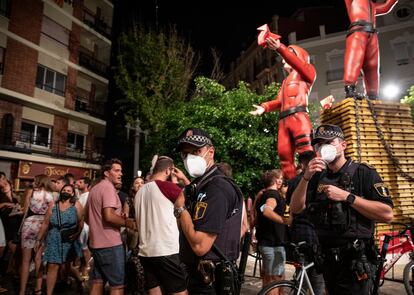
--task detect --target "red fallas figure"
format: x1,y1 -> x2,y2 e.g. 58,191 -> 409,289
251,25 -> 315,180
344,0 -> 398,99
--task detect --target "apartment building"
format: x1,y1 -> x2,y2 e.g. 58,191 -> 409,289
224,0 -> 414,103
0,0 -> 113,190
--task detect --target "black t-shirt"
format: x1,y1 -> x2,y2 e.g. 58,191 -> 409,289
286,174 -> 319,244
255,189 -> 286,247
306,158 -> 393,244
179,167 -> 242,265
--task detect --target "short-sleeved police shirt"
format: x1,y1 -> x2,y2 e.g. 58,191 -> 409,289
179,167 -> 242,266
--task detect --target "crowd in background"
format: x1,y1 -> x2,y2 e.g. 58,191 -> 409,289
0,155 -> 310,295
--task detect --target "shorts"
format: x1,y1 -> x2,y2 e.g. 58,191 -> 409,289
79,224 -> 89,250
90,244 -> 125,287
259,246 -> 286,276
0,219 -> 5,247
139,254 -> 187,293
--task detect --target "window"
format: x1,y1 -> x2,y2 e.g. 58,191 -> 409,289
41,16 -> 70,47
390,35 -> 414,66
67,132 -> 85,153
20,121 -> 52,148
36,65 -> 66,96
0,0 -> 10,17
326,50 -> 345,82
394,5 -> 413,21
0,47 -> 5,74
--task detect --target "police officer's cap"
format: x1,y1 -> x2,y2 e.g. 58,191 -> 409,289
177,128 -> 213,150
311,124 -> 345,145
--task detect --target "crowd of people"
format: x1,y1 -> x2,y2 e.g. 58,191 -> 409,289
0,123 -> 393,295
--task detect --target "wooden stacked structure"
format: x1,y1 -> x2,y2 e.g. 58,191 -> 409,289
320,98 -> 414,235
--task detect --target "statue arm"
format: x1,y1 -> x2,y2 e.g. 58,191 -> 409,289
276,44 -> 316,84
375,0 -> 398,16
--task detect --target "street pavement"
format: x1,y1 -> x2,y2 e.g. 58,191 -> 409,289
0,255 -> 407,294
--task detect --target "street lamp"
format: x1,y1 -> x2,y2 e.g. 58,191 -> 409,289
382,84 -> 400,100
126,118 -> 149,177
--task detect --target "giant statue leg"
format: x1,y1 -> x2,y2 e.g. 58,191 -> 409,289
288,112 -> 313,155
362,34 -> 380,99
344,32 -> 369,97
277,119 -> 296,180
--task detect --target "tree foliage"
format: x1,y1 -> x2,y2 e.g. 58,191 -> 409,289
402,85 -> 414,121
140,77 -> 280,195
114,25 -> 198,130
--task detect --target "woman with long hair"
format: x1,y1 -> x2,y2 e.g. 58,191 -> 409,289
19,174 -> 54,295
37,184 -> 83,295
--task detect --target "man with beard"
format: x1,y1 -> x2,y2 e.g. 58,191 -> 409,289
85,159 -> 136,295
289,124 -> 393,295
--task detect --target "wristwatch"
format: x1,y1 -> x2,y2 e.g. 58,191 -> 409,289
346,193 -> 356,205
174,206 -> 186,219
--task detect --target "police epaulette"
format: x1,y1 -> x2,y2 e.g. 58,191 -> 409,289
359,162 -> 375,169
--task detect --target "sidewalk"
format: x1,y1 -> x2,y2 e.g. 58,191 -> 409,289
240,254 -> 406,294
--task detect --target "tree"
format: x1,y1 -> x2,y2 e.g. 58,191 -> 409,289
114,25 -> 199,130
140,77 -> 281,195
402,85 -> 414,121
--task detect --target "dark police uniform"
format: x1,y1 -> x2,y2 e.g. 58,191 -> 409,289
180,166 -> 243,294
306,157 -> 393,295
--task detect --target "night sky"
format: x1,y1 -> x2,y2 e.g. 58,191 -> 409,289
118,0 -> 345,74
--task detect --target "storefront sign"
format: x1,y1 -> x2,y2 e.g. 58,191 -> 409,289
18,161 -> 96,180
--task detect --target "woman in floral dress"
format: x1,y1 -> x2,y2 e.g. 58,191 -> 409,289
19,174 -> 54,295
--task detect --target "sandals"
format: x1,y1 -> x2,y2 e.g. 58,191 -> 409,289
33,289 -> 42,295
0,286 -> 7,293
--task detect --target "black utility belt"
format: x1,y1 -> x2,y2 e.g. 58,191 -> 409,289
347,21 -> 377,37
279,105 -> 308,120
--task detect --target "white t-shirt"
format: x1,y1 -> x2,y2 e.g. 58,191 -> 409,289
134,180 -> 181,257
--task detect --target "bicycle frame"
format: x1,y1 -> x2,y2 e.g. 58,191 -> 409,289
293,261 -> 316,295
381,234 -> 414,279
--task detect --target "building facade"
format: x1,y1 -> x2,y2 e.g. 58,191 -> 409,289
0,0 -> 113,190
224,1 -> 414,103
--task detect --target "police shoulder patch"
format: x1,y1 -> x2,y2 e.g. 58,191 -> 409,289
373,183 -> 391,198
193,201 -> 208,221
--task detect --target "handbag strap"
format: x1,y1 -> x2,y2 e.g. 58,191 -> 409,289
56,201 -> 62,229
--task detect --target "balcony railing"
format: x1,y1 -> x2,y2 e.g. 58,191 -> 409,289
75,96 -> 106,120
0,130 -> 103,164
326,68 -> 344,83
79,51 -> 109,78
82,8 -> 112,39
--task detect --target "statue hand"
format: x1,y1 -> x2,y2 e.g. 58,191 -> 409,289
249,104 -> 265,116
266,37 -> 281,51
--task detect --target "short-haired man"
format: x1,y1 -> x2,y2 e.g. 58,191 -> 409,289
290,124 -> 393,295
85,159 -> 136,295
174,128 -> 243,294
75,176 -> 91,280
135,156 -> 189,295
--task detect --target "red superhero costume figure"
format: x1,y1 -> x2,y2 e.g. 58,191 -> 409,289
344,0 -> 398,99
250,37 -> 315,180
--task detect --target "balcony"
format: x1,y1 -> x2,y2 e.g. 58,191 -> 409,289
0,130 -> 103,164
82,8 -> 112,39
326,68 -> 344,83
78,50 -> 109,78
75,96 -> 106,120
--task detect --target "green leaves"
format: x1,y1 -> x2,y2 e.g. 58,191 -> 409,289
140,78 -> 281,195
402,85 -> 414,121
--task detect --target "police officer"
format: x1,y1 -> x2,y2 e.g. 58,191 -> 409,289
174,128 -> 243,294
290,124 -> 393,295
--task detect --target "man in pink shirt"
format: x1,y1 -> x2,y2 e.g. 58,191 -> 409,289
85,159 -> 136,295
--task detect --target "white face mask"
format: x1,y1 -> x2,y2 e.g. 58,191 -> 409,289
184,150 -> 209,178
319,144 -> 337,164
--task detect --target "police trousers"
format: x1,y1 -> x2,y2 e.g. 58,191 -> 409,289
320,244 -> 377,295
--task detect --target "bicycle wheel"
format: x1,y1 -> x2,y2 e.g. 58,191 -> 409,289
258,280 -> 306,295
404,259 -> 414,295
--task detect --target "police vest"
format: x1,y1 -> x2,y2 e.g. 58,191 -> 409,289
307,160 -> 373,239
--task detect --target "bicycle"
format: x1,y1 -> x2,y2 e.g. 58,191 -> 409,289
257,241 -> 316,295
372,222 -> 414,295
